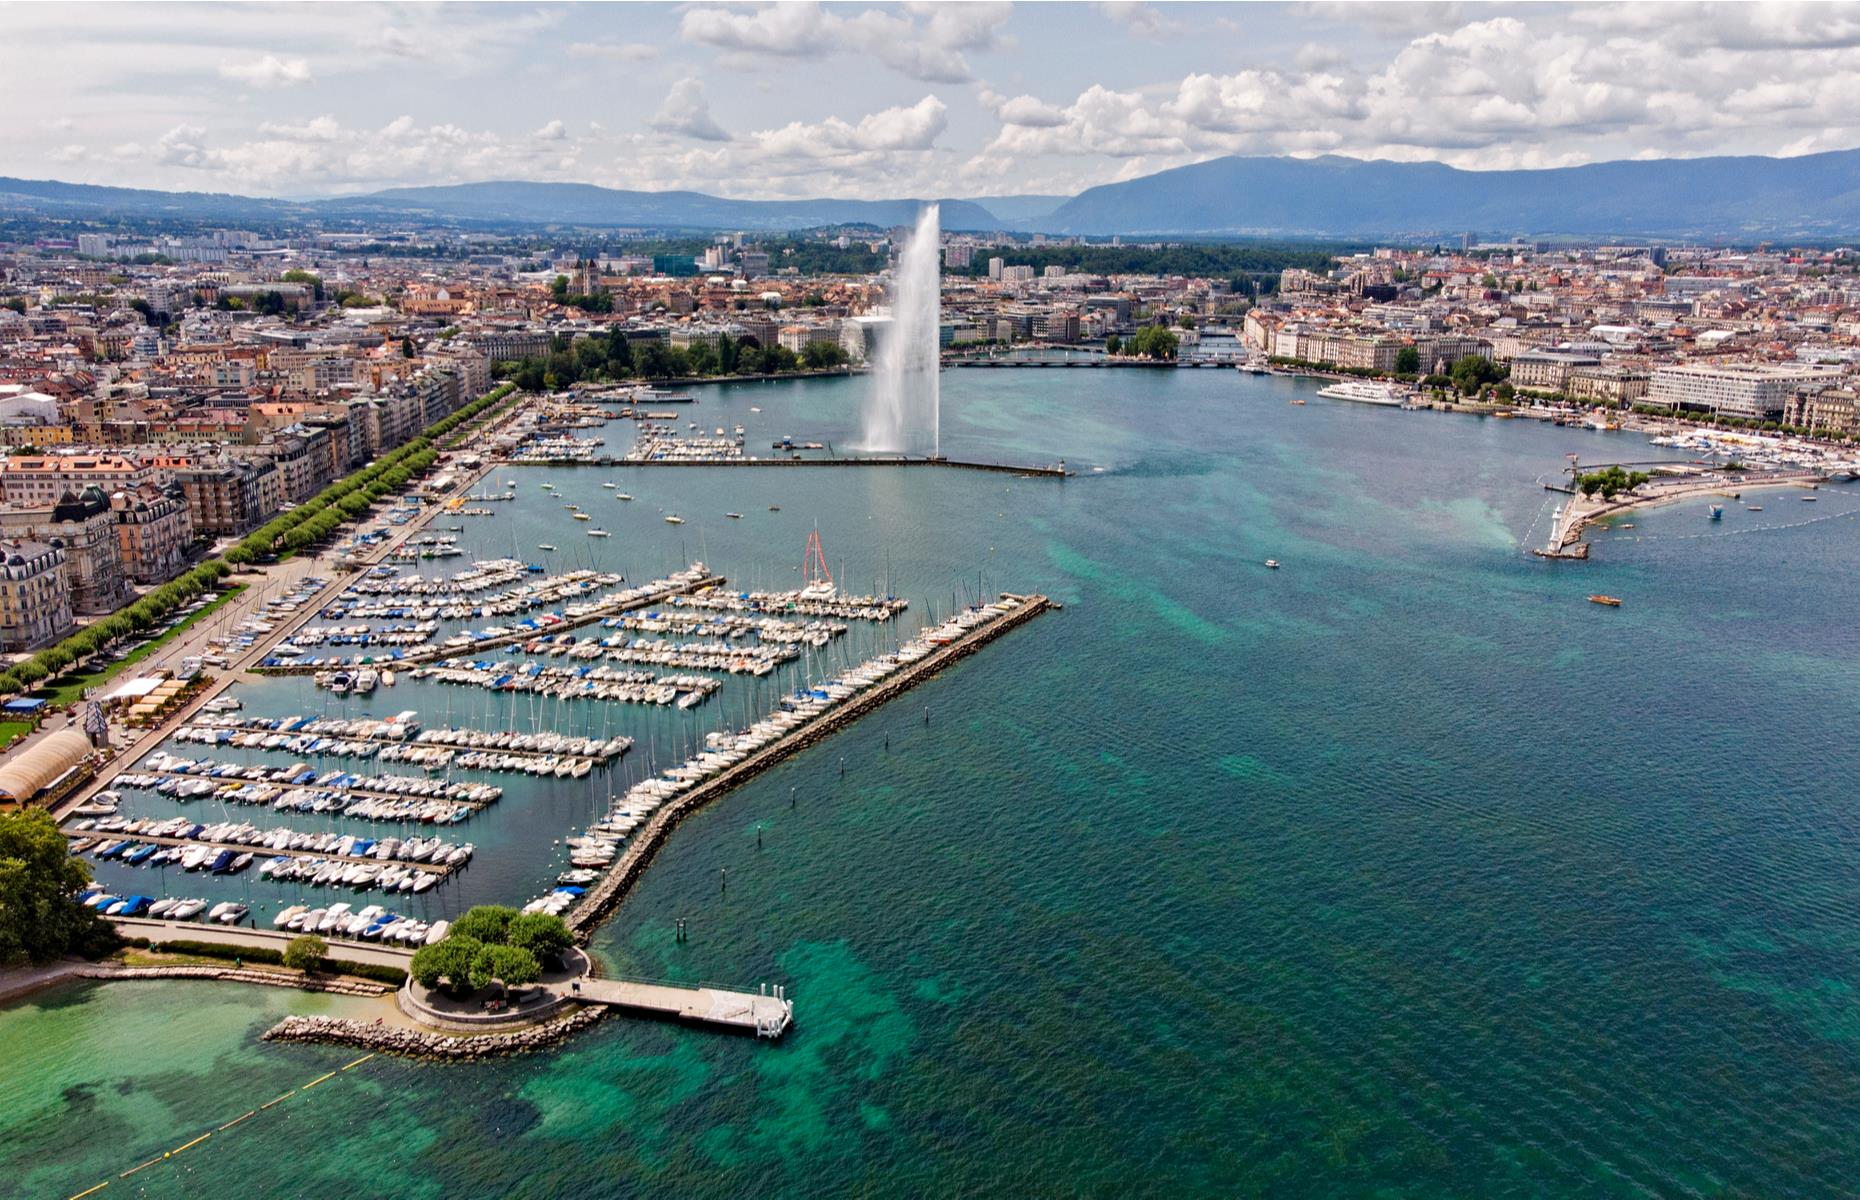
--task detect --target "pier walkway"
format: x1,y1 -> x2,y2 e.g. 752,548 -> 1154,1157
561,976 -> 792,1037
108,917 -> 417,969
567,593 -> 1054,937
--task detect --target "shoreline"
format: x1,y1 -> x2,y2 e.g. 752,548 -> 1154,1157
1539,469 -> 1831,558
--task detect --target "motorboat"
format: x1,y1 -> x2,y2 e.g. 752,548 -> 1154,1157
664,515 -> 685,525
588,530 -> 611,538
1264,559 -> 1280,569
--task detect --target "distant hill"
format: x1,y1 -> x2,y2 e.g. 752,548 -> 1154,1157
964,194 -> 1067,224
0,176 -> 1001,233
5,148 -> 1859,239
1035,150 -> 1860,239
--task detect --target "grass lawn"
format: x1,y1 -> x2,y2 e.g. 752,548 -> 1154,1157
30,583 -> 248,708
0,719 -> 34,751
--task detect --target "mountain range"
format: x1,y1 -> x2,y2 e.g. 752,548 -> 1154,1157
4,148 -> 1859,240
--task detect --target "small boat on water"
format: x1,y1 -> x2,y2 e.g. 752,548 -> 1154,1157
1709,505 -> 1723,520
665,515 -> 685,525
588,530 -> 611,538
617,493 -> 634,501
769,505 -> 781,511
603,482 -> 616,489
1264,559 -> 1280,569
1746,505 -> 1762,512
725,512 -> 742,519
573,512 -> 592,521
538,543 -> 558,552
1290,398 -> 1306,406
1802,495 -> 1818,502
1588,594 -> 1623,607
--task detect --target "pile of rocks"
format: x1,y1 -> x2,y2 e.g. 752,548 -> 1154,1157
78,965 -> 389,996
262,1005 -> 606,1059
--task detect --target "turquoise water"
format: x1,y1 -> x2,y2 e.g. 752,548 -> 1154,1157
10,368 -> 1860,1197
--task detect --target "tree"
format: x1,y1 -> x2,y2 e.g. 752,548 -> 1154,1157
283,933 -> 327,972
450,904 -> 518,945
1129,325 -> 1179,360
1394,346 -> 1421,374
1104,334 -> 1122,356
401,337 -> 415,358
469,943 -> 541,996
506,912 -> 572,963
0,810 -> 115,967
410,934 -> 482,993
1449,354 -> 1505,394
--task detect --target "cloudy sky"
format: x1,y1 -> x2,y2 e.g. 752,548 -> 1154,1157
7,1 -> 1860,200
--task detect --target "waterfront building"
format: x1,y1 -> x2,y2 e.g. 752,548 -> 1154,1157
0,538 -> 72,651
1647,363 -> 1846,420
1511,350 -> 1604,393
1568,365 -> 1651,406
1784,387 -> 1860,436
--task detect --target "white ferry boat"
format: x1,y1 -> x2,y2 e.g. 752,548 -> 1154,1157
1315,381 -> 1406,407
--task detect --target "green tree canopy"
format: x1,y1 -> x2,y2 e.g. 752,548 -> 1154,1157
449,904 -> 518,945
0,810 -> 114,967
469,943 -> 541,994
410,934 -> 482,991
1395,346 -> 1421,374
506,912 -> 573,961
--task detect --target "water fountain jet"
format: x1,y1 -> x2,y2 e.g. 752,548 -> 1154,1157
862,203 -> 940,457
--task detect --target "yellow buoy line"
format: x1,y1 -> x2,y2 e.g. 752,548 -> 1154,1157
64,1053 -> 379,1198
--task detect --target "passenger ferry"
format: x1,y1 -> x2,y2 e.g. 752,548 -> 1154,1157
1315,381 -> 1406,407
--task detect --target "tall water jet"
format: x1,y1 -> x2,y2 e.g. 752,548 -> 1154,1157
863,203 -> 940,457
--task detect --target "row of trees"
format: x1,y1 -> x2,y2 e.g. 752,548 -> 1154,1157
409,905 -> 573,997
0,384 -> 518,699
0,560 -> 232,695
495,330 -> 848,393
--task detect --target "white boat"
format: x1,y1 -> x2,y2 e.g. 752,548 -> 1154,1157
539,543 -> 558,552
616,494 -> 633,501
1315,381 -> 1406,406
664,515 -> 685,525
588,530 -> 611,538
603,482 -> 616,489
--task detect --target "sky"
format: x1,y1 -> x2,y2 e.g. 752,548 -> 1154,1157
6,1 -> 1860,201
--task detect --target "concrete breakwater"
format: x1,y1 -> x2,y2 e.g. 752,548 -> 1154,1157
263,1007 -> 607,1059
566,593 -> 1054,937
509,455 -> 1069,477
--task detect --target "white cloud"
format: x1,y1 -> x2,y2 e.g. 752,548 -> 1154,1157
535,119 -> 569,141
217,54 -> 312,89
650,79 -> 730,142
680,1 -> 1008,83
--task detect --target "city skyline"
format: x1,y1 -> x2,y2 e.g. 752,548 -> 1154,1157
8,1 -> 1860,201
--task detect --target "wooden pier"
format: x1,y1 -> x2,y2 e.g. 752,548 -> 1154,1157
566,592 -> 1054,938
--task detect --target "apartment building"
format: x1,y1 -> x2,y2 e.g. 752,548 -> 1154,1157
0,539 -> 73,652
0,486 -> 127,614
175,455 -> 282,537
111,484 -> 194,585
